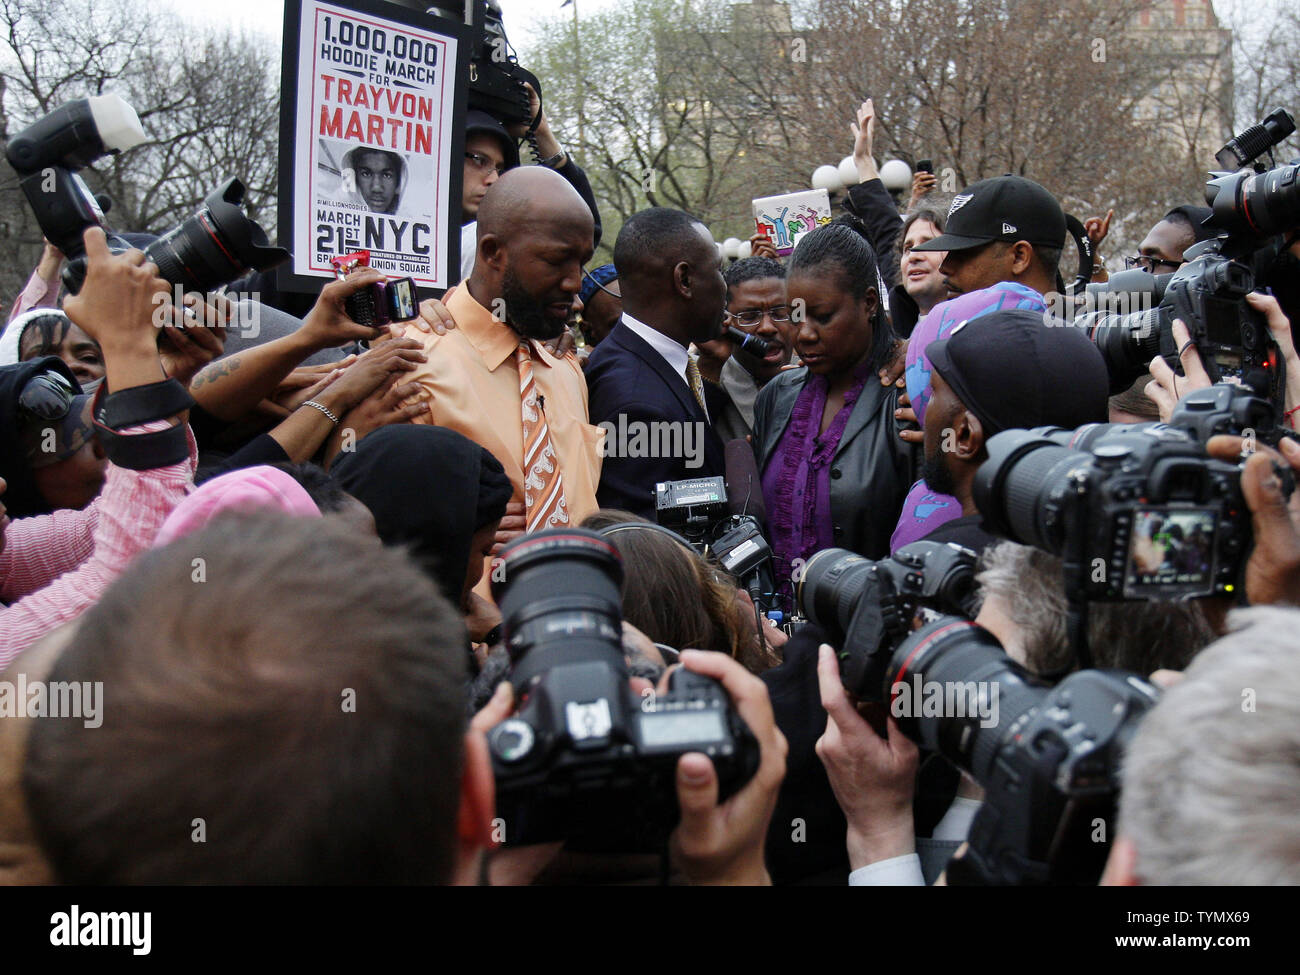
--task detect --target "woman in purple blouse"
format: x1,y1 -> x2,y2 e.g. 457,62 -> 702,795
751,224 -> 916,597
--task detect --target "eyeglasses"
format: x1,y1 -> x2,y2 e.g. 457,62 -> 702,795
465,151 -> 506,177
1123,254 -> 1183,273
18,370 -> 75,421
726,306 -> 791,326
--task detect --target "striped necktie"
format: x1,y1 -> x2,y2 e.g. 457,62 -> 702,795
685,356 -> 708,417
516,340 -> 570,533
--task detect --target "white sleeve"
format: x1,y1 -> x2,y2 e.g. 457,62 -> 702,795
848,853 -> 926,886
460,222 -> 477,280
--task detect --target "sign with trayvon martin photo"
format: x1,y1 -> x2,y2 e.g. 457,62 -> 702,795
278,0 -> 470,294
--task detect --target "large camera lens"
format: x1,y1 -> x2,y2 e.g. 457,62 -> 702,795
1206,163 -> 1300,238
883,615 -> 1160,885
796,548 -> 893,696
144,177 -> 289,293
796,548 -> 872,644
973,430 -> 1091,553
1074,303 -> 1164,393
884,616 -> 1044,779
492,528 -> 626,689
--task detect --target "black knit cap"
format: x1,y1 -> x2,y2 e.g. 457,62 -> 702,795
331,425 -> 513,605
926,308 -> 1108,438
464,109 -> 521,171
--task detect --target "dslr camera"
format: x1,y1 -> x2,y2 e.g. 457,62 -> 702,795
882,616 -> 1160,885
5,95 -> 288,295
1075,108 -> 1300,405
796,540 -> 981,700
486,529 -> 759,847
971,385 -> 1292,602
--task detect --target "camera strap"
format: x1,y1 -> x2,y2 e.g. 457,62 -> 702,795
1063,214 -> 1094,295
99,378 -> 194,428
92,420 -> 190,471
91,381 -> 192,471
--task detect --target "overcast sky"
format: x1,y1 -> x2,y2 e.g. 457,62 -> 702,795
163,0 -> 616,43
163,0 -> 1269,40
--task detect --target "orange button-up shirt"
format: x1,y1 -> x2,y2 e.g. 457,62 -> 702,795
403,285 -> 605,538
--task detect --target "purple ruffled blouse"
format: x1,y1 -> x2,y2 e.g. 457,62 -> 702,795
762,362 -> 873,591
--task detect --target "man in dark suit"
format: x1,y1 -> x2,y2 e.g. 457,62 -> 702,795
586,208 -> 728,517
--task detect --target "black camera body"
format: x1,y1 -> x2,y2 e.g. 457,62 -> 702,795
975,421 -> 1252,602
1078,245 -> 1281,397
1159,248 -> 1274,381
796,541 -> 980,699
5,95 -> 143,261
486,530 -> 759,847
1077,108 -> 1300,405
1168,381 -> 1283,446
885,617 -> 1160,885
6,95 -> 287,295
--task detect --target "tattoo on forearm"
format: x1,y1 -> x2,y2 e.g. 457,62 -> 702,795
191,354 -> 243,391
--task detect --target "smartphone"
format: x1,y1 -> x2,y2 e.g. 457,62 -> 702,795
330,249 -> 418,327
346,277 -> 418,327
916,159 -> 933,174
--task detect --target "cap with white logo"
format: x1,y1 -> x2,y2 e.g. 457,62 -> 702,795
914,175 -> 1066,253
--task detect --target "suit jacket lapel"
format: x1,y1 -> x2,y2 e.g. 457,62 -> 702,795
610,322 -> 704,422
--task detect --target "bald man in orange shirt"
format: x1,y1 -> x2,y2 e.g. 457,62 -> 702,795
400,167 -> 604,577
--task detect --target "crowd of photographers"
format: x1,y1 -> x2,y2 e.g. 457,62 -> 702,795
1,70 -> 1300,887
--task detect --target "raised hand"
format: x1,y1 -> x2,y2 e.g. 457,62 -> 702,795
850,98 -> 879,183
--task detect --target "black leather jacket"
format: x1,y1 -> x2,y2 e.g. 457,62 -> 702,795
752,367 -> 916,560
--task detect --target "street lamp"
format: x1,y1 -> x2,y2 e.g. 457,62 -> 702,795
811,164 -> 843,192
838,155 -> 861,186
880,159 -> 912,194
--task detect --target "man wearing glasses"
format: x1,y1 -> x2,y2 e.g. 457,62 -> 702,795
1125,205 -> 1216,274
708,257 -> 796,441
459,86 -> 602,281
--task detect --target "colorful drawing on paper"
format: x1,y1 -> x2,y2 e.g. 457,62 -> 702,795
751,188 -> 833,256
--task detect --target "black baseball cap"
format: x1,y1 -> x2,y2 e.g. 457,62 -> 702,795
464,109 -> 521,171
913,175 -> 1066,253
926,308 -> 1108,437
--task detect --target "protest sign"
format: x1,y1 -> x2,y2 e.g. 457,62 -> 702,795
751,188 -> 832,256
278,0 -> 470,294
